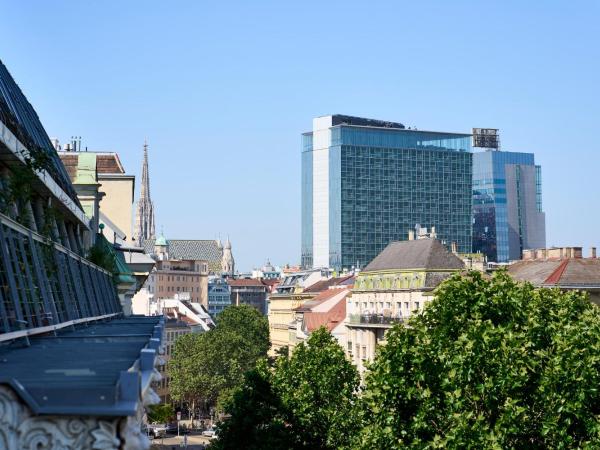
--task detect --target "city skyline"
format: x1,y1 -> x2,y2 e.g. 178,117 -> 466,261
1,1 -> 599,271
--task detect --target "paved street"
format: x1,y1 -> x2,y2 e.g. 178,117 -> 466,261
150,433 -> 213,449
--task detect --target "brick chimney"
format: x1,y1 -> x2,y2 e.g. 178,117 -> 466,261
592,247 -> 597,258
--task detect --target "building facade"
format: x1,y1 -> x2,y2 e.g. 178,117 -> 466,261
148,236 -> 209,304
143,238 -> 229,275
346,238 -> 464,373
252,260 -> 281,279
0,58 -> 162,450
301,114 -> 473,270
228,278 -> 270,315
472,150 -> 545,262
291,286 -> 350,351
267,270 -> 348,354
208,276 -> 232,316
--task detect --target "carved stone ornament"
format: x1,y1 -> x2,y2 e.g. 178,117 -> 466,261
0,385 -> 151,450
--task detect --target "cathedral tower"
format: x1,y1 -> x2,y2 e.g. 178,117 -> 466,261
134,140 -> 155,243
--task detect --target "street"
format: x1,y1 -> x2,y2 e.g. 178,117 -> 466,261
150,433 -> 213,450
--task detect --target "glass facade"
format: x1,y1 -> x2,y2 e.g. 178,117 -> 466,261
301,133 -> 313,268
472,150 -> 545,262
302,116 -> 473,270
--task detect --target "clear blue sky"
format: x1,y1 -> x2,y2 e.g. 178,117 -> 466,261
2,1 -> 599,271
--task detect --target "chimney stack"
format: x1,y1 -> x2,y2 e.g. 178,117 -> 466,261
408,230 -> 414,241
451,242 -> 457,253
592,247 -> 597,258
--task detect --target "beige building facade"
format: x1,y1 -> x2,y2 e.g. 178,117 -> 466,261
267,270 -> 351,354
151,237 -> 209,305
59,150 -> 135,243
346,238 -> 464,373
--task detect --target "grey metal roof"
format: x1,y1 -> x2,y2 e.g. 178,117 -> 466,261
363,239 -> 465,272
143,239 -> 223,272
0,316 -> 163,416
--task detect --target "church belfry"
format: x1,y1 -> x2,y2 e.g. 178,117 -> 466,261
134,140 -> 155,242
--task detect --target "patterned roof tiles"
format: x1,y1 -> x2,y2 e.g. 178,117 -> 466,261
143,238 -> 223,273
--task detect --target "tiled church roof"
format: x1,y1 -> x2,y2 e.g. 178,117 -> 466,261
143,238 -> 223,273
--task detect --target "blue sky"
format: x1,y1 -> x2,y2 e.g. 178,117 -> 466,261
1,1 -> 599,271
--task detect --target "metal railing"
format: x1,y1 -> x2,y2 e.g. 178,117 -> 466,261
347,313 -> 404,326
0,213 -> 121,340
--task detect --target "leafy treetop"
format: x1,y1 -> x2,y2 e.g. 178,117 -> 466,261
360,270 -> 600,449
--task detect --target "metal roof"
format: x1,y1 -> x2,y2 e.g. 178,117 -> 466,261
363,239 -> 465,272
0,316 -> 163,416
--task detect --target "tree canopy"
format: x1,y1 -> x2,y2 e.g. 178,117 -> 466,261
169,304 -> 270,407
360,271 -> 600,449
214,327 -> 360,450
217,304 -> 270,358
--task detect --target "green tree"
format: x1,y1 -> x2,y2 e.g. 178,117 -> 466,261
215,327 -> 360,449
168,333 -> 205,411
275,327 -> 361,449
146,403 -> 174,424
210,361 -> 297,450
169,305 -> 270,410
360,270 -> 600,449
217,304 -> 270,358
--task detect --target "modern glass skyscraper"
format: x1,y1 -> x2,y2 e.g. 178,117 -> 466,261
472,150 -> 545,262
301,115 -> 473,270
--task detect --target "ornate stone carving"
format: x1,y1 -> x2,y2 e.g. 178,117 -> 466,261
0,385 -> 150,450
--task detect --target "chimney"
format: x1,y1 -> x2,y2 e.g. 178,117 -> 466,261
451,242 -> 457,253
592,247 -> 597,258
430,226 -> 437,239
408,230 -> 414,241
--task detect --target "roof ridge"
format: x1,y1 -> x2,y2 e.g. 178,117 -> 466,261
543,259 -> 570,285
423,239 -> 437,269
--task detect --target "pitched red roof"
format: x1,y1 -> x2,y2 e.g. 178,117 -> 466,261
302,294 -> 347,333
295,288 -> 346,311
58,152 -> 126,181
227,278 -> 266,287
96,153 -> 125,174
304,275 -> 354,293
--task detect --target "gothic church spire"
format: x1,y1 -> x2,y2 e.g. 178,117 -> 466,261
134,140 -> 155,242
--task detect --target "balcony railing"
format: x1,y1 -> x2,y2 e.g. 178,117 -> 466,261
347,313 -> 404,326
0,213 -> 121,341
